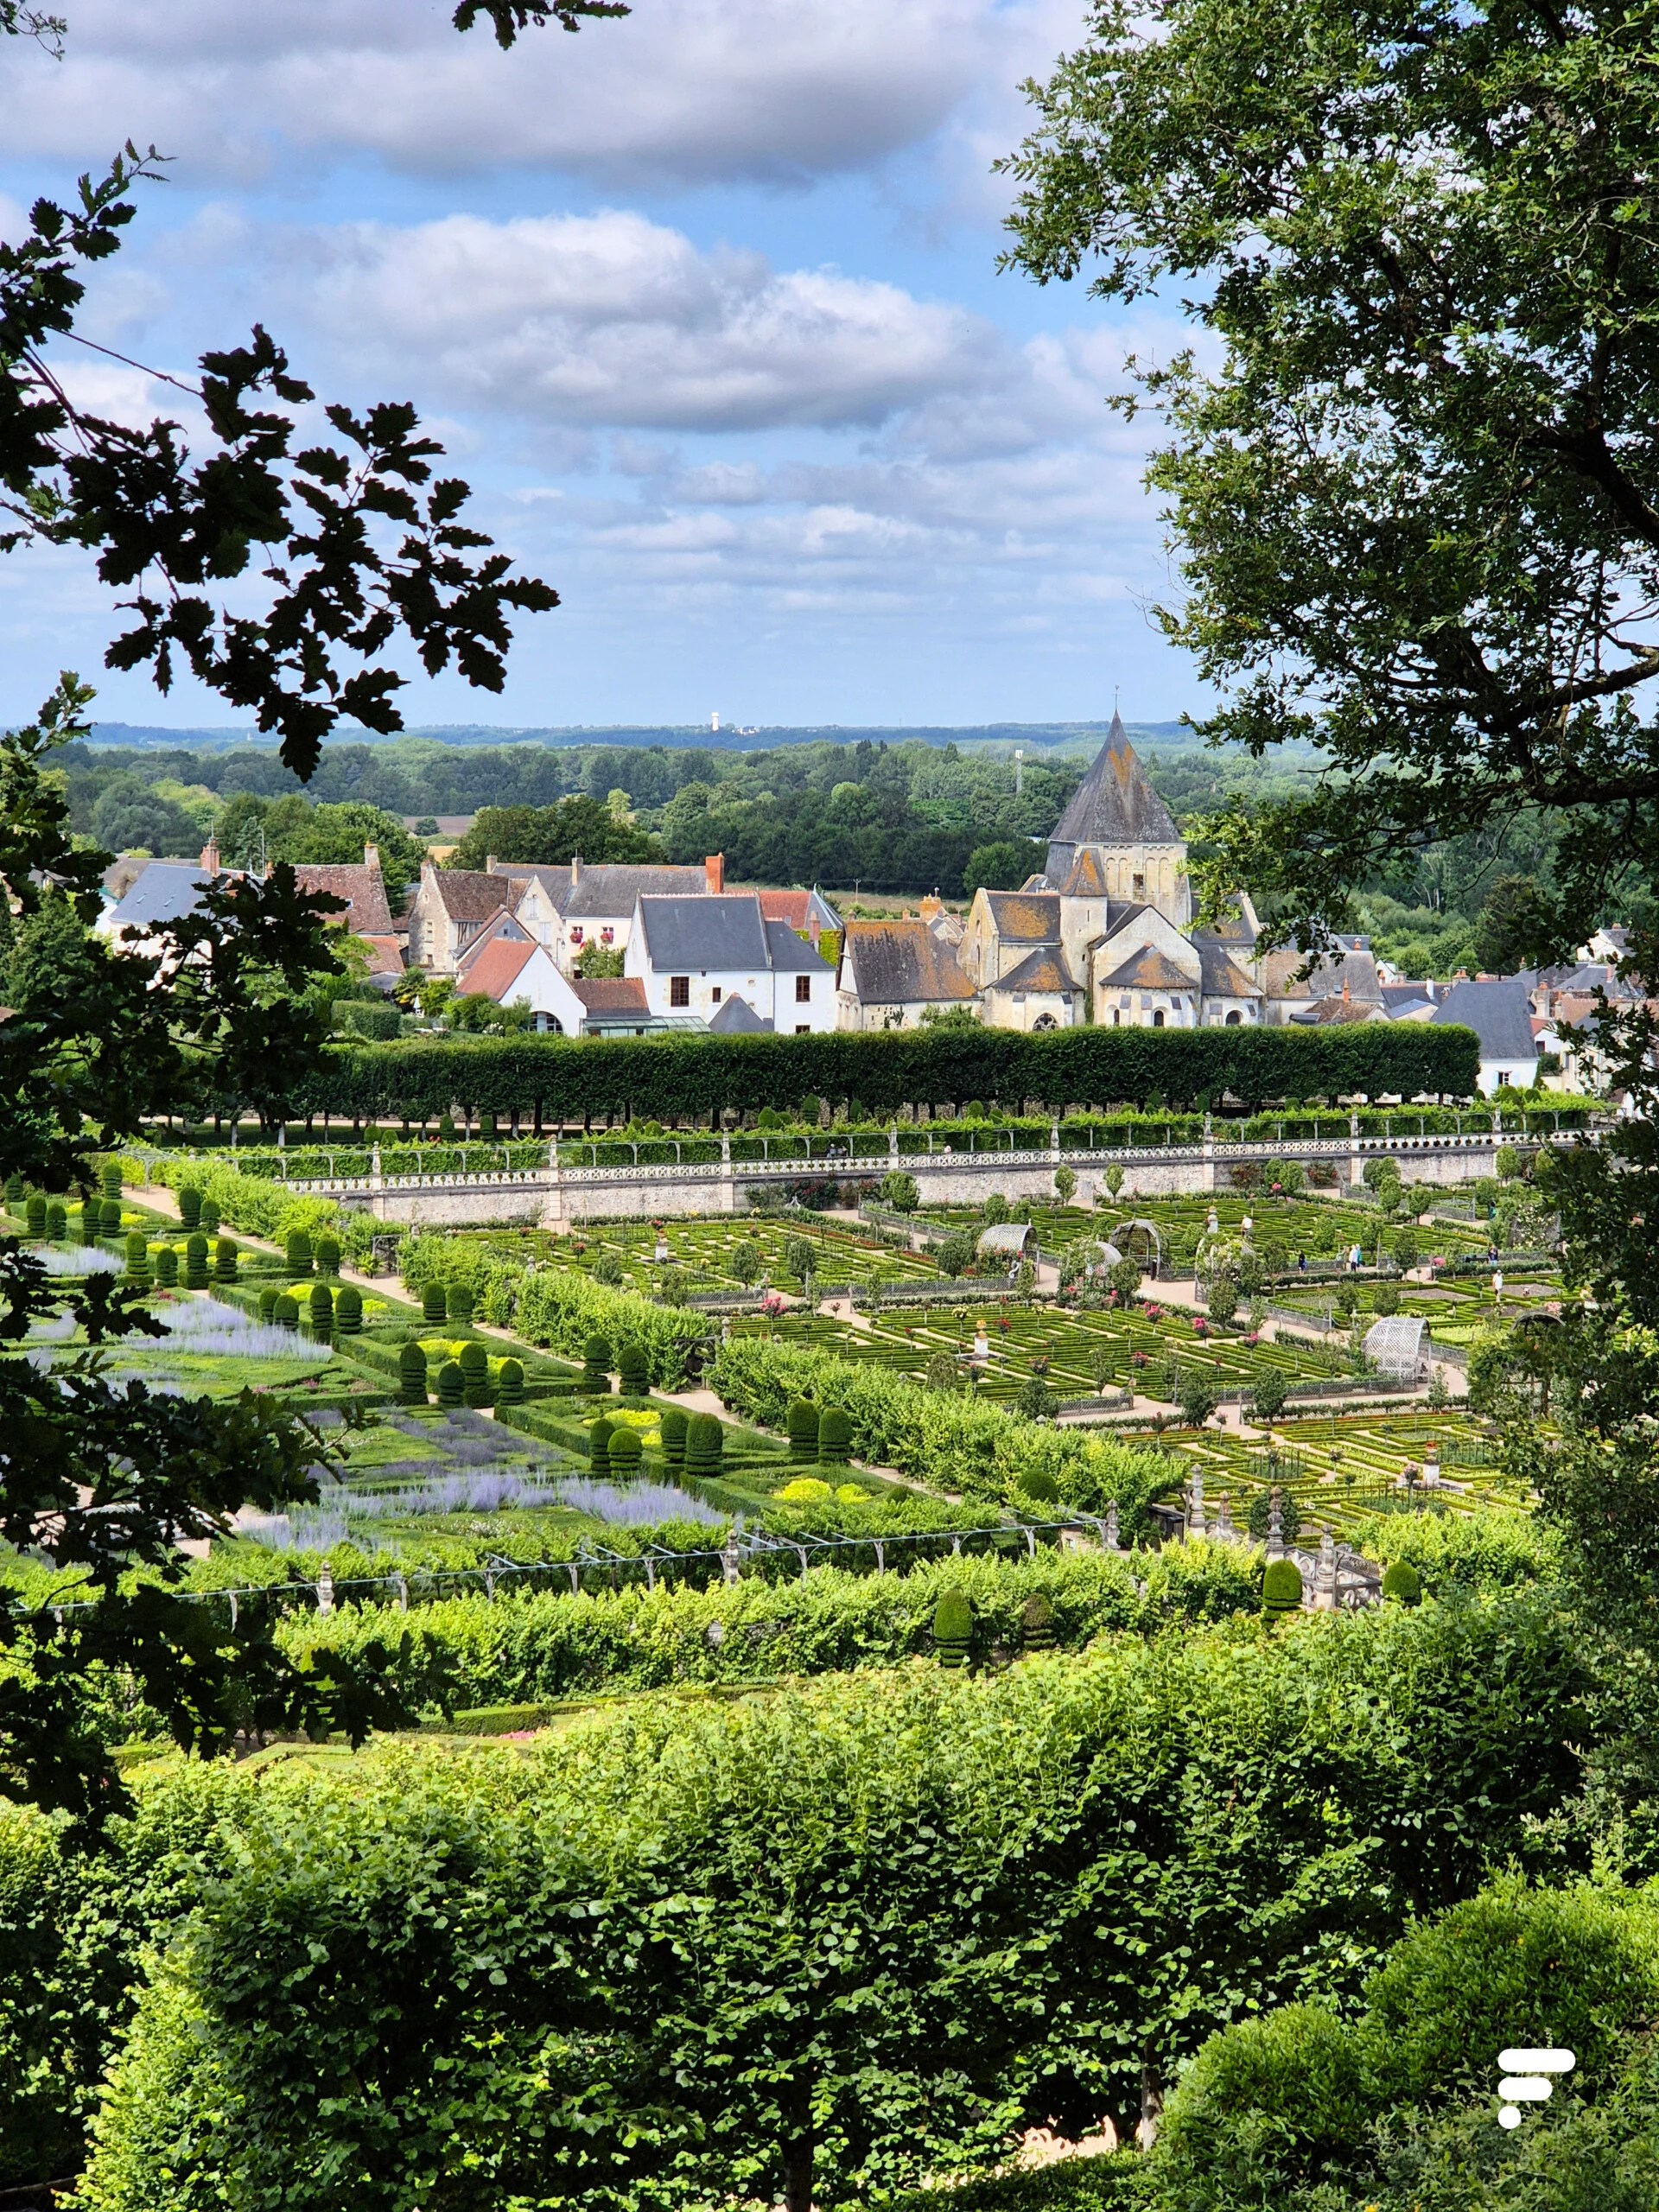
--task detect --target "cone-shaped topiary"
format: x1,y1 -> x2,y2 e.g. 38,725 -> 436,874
1020,1591 -> 1057,1653
684,1413 -> 724,1478
273,1294 -> 299,1332
817,1406 -> 852,1464
178,1185 -> 202,1230
588,1415 -> 615,1478
315,1232 -> 341,1276
25,1193 -> 47,1235
99,1198 -> 123,1235
153,1245 -> 179,1288
334,1284 -> 362,1334
1381,1559 -> 1423,1606
214,1237 -> 237,1281
582,1333 -> 613,1393
184,1234 -> 209,1288
124,1231 -> 149,1286
436,1358 -> 465,1408
101,1163 -> 122,1198
787,1398 -> 819,1462
608,1426 -> 644,1476
459,1340 -> 491,1407
46,1200 -> 66,1240
198,1198 -> 220,1236
496,1357 -> 524,1405
617,1341 -> 649,1397
446,1284 -> 474,1325
423,1284 -> 447,1323
258,1286 -> 279,1323
932,1587 -> 973,1668
78,1203 -> 99,1246
308,1282 -> 334,1340
398,1341 -> 429,1404
286,1230 -> 313,1276
659,1405 -> 688,1468
3,1173 -> 22,1209
1262,1558 -> 1304,1618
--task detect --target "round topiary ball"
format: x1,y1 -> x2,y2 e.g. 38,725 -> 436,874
1381,1559 -> 1423,1607
608,1427 -> 644,1475
459,1339 -> 490,1407
617,1342 -> 650,1397
932,1586 -> 973,1668
817,1406 -> 852,1465
1016,1466 -> 1059,1503
588,1415 -> 615,1478
1020,1590 -> 1057,1652
659,1405 -> 688,1467
436,1359 -> 464,1408
583,1333 -> 613,1393
1262,1558 -> 1304,1618
334,1284 -> 363,1334
423,1284 -> 447,1323
684,1413 -> 724,1477
786,1398 -> 820,1462
495,1357 -> 524,1405
397,1341 -> 429,1405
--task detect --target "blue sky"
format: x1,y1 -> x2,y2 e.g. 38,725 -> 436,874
0,1 -> 1210,732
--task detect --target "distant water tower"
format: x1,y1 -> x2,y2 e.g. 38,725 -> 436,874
710,710 -> 721,733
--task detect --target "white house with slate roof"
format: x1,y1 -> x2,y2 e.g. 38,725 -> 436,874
627,891 -> 836,1032
491,854 -> 725,973
1431,976 -> 1541,1093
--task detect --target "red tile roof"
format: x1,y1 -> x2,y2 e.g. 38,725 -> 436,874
572,976 -> 649,1013
457,938 -> 537,1002
290,861 -> 393,935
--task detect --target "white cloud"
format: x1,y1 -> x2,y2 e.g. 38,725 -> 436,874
0,0 -> 1037,187
298,208 -> 1008,431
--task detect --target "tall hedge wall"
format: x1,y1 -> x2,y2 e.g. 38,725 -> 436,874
291,1022 -> 1481,1124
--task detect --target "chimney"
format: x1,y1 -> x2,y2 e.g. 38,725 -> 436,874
486,855 -> 498,874
570,853 -> 582,887
919,893 -> 942,920
705,853 -> 725,894
364,842 -> 380,873
200,836 -> 219,874
1341,976 -> 1350,1002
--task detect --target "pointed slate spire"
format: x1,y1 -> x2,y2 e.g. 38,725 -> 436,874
1050,711 -> 1182,851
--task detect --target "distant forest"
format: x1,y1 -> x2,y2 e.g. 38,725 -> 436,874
56,728 -> 1595,976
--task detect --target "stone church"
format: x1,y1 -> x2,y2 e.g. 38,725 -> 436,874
837,715 -> 1265,1032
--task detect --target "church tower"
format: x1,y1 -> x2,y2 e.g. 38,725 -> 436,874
1045,711 -> 1192,929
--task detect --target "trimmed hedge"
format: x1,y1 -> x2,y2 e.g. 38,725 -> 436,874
285,1022 -> 1481,1122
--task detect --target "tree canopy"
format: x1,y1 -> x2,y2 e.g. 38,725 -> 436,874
1001,0 -> 1659,958
445,797 -> 664,872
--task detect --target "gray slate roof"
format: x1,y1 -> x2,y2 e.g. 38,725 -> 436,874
764,918 -> 833,974
637,893 -> 769,972
1432,976 -> 1539,1061
1048,713 -> 1182,852
104,861 -> 215,932
1192,931 -> 1263,999
565,865 -> 708,919
709,995 -> 773,1033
